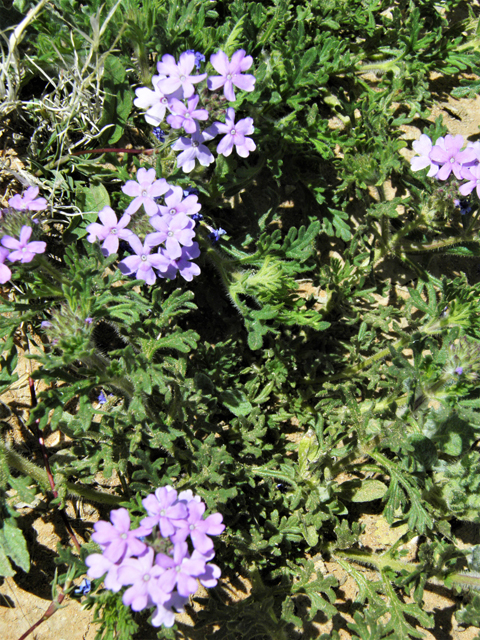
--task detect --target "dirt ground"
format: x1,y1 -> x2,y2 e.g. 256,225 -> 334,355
2,80 -> 480,640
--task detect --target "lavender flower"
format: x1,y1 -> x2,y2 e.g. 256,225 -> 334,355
133,77 -> 182,126
118,548 -> 168,611
207,49 -> 256,102
410,134 -> 440,177
8,186 -> 48,211
140,486 -> 188,538
122,168 -> 170,216
156,52 -> 207,99
85,553 -> 124,592
151,593 -> 188,628
1,226 -> 46,263
91,507 -> 148,563
172,500 -> 225,554
86,207 -> 133,256
85,486 -> 223,630
156,542 -> 206,597
98,391 -> 107,405
460,164 -> 480,198
157,185 -> 202,217
192,549 -> 221,588
147,212 -> 196,258
156,242 -> 201,281
167,96 -> 209,134
172,127 -> 216,173
0,247 -> 12,284
213,108 -> 256,158
118,235 -> 166,285
429,134 -> 476,181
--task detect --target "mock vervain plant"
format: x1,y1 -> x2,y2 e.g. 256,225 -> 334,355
4,1 -> 480,639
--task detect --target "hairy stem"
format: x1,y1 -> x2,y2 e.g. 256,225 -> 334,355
3,445 -> 124,506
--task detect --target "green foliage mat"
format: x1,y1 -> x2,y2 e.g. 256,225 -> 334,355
2,0 -> 480,639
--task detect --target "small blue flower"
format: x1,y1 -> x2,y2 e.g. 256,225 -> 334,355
455,366 -> 464,375
191,213 -> 204,228
183,186 -> 200,197
98,391 -> 107,405
152,127 -> 166,143
74,578 -> 91,596
186,50 -> 205,70
208,228 -> 226,244
454,198 -> 472,215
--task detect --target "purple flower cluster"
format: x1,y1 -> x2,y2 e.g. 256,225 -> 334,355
86,168 -> 202,284
85,487 -> 224,629
410,133 -> 480,197
0,187 -> 48,284
134,49 -> 256,173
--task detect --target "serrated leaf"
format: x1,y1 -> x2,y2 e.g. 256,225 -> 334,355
408,287 -> 431,315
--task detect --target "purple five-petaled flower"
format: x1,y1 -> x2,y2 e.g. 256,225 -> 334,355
122,168 -> 170,216
1,226 -> 46,263
213,108 -> 256,158
156,242 -> 201,281
118,548 -> 168,611
140,486 -> 188,538
410,134 -> 440,177
172,500 -> 225,554
91,507 -> 149,563
134,75 -> 183,126
151,592 -> 188,628
147,212 -> 196,259
171,127 -> 216,173
207,49 -> 256,102
156,52 -> 207,99
8,186 -> 48,211
429,134 -> 476,181
117,235 -> 165,285
156,541 -> 206,597
86,207 -> 133,256
85,552 -> 124,592
460,164 -> 480,198
167,96 -> 209,134
157,185 -> 202,217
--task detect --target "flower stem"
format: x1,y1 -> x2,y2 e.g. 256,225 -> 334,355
3,445 -> 124,505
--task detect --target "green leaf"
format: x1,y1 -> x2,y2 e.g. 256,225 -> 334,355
220,389 -> 253,416
338,479 -> 388,502
407,286 -> 431,315
0,520 -> 30,575
223,15 -> 247,56
84,183 -> 111,213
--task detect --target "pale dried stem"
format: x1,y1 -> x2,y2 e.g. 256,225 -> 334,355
0,0 -> 48,103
